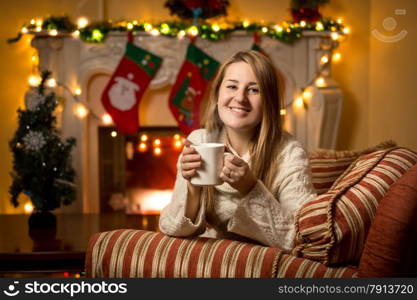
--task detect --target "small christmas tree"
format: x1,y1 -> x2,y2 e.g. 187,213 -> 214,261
9,70 -> 76,212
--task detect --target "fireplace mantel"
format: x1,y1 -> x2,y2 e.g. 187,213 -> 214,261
31,31 -> 342,213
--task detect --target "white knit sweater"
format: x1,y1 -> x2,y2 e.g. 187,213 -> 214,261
159,128 -> 317,252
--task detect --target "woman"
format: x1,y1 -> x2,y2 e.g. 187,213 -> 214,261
159,50 -> 316,252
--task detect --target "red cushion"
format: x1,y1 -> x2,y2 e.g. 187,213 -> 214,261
358,163 -> 417,277
294,147 -> 417,265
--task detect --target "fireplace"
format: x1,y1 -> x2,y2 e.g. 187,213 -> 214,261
31,31 -> 343,213
99,126 -> 182,214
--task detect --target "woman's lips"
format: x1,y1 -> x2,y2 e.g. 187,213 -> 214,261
228,106 -> 251,116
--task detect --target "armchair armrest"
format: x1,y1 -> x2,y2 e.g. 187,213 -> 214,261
85,229 -> 280,278
85,229 -> 357,278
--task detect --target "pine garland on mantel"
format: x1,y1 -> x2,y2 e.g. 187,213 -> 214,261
8,15 -> 348,44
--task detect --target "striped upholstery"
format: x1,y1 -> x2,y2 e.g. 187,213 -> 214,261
85,229 -> 360,278
309,141 -> 396,195
275,253 -> 358,278
294,147 -> 417,265
86,229 -> 281,278
310,156 -> 357,195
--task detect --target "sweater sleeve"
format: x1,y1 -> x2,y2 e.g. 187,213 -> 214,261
159,129 -> 207,237
226,136 -> 317,252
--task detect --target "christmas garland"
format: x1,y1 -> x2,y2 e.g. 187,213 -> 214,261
8,15 -> 347,44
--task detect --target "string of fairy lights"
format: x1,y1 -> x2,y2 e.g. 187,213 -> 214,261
19,15 -> 349,156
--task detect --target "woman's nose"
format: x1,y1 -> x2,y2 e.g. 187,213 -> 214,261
233,89 -> 247,102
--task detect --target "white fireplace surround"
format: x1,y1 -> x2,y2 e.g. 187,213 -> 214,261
31,31 -> 342,213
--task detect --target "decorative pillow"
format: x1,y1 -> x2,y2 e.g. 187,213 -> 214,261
293,147 -> 417,266
358,163 -> 417,277
309,141 -> 396,195
86,229 -> 280,278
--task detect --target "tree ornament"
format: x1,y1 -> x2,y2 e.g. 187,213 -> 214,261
22,131 -> 46,152
25,89 -> 46,111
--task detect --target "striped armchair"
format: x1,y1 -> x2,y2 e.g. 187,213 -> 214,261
86,144 -> 417,278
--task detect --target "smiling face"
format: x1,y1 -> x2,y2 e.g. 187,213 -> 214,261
217,61 -> 263,135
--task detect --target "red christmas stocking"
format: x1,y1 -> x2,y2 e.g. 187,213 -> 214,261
251,32 -> 267,55
169,43 -> 219,135
101,36 -> 162,134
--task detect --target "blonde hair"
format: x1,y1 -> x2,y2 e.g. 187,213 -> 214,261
201,50 -> 283,213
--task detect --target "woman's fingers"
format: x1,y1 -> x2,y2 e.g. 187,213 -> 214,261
182,161 -> 202,171
181,153 -> 201,163
182,169 -> 197,179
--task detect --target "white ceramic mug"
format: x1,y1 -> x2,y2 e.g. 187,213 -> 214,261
190,143 -> 225,186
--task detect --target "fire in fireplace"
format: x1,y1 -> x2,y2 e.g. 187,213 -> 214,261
99,127 -> 183,214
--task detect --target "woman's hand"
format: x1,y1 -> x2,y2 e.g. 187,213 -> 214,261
180,140 -> 202,221
220,153 -> 257,196
180,140 -> 202,181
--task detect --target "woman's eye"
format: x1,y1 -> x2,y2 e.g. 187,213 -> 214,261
226,85 -> 237,90
249,87 -> 259,93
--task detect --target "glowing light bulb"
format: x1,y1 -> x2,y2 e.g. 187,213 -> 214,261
36,19 -> 43,26
212,24 -> 220,32
150,28 -> 160,36
320,55 -> 329,64
294,97 -> 304,109
141,134 -> 148,142
331,32 -> 340,41
315,77 -> 326,87
300,21 -> 306,27
280,109 -> 286,116
92,29 -> 103,40
153,139 -> 161,146
160,23 -> 170,34
242,20 -> 250,28
74,88 -> 82,96
21,27 -> 28,34
262,27 -> 268,33
75,104 -> 88,119
316,22 -> 324,31
30,19 -> 36,25
28,75 -> 41,87
343,27 -> 350,35
138,142 -> 147,152
274,25 -> 283,32
24,202 -> 34,214
154,147 -> 162,156
337,18 -> 343,24
31,55 -> 38,64
302,90 -> 313,100
188,26 -> 198,37
49,29 -> 58,36
177,30 -> 186,39
174,140 -> 182,149
111,131 -> 118,138
72,30 -> 80,38
144,23 -> 153,32
46,78 -> 57,88
102,114 -> 113,125
332,52 -> 342,62
77,17 -> 89,29
174,134 -> 181,140
127,23 -> 134,30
